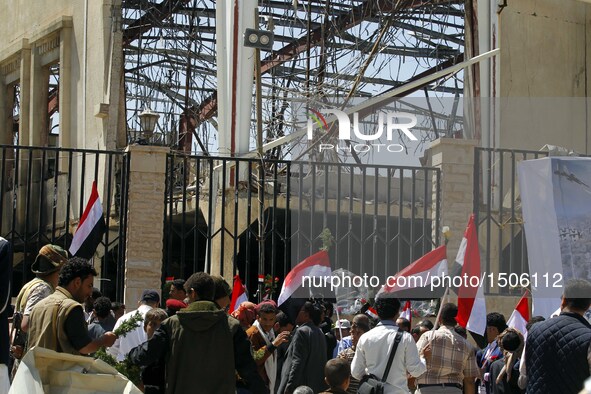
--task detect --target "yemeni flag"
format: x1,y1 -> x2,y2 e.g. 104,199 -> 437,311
377,245 -> 448,300
456,214 -> 487,335
400,300 -> 412,325
507,291 -> 530,336
278,250 -> 332,306
69,181 -> 106,259
277,251 -> 332,324
230,275 -> 248,313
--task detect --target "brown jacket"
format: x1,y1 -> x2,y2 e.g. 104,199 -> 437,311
26,287 -> 81,355
246,324 -> 274,386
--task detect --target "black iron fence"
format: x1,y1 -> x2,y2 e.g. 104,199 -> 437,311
164,154 -> 441,297
473,147 -> 550,295
4,145 -> 129,301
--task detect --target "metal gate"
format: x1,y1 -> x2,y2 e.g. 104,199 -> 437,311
473,147 -> 550,295
4,145 -> 129,301
164,154 -> 441,297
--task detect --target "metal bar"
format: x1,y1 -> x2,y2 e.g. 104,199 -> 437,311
410,169 -> 416,262
385,168 -> 392,274
166,154 -> 174,278
12,149 -> 20,284
233,160 -> 239,276
508,152 -> 517,290
194,156 -> 201,273
206,158 -> 214,273
220,159 -> 227,277
284,161 -> 291,280
79,153 -> 86,219
360,167 -> 366,276
23,149 -> 33,270
271,163 -> 279,283
373,167 -> 378,277
499,151 -> 505,294
37,150 -> 47,249
180,156 -> 188,278
397,168 -> 404,273
435,169 -> 441,247
246,160 -> 253,285
103,154 -> 114,292
64,152 -> 73,249
486,150 -> 493,292
422,169 -> 428,253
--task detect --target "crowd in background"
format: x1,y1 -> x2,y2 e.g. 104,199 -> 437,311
3,244 -> 591,394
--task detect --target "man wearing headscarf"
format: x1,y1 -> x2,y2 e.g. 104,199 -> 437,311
247,301 -> 290,393
10,244 -> 68,376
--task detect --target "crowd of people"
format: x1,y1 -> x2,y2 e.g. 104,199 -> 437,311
2,244 -> 591,394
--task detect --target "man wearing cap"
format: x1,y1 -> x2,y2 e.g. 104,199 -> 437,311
14,245 -> 68,334
10,244 -> 68,371
333,319 -> 352,358
108,289 -> 160,362
26,257 -> 117,355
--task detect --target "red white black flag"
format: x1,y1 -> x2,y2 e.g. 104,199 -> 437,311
69,181 -> 106,260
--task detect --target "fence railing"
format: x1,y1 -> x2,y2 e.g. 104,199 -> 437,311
473,147 -> 549,295
164,154 -> 441,297
3,145 -> 129,301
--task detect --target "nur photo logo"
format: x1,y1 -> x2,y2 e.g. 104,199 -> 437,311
307,108 -> 418,153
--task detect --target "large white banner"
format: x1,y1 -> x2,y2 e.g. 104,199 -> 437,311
518,157 -> 591,317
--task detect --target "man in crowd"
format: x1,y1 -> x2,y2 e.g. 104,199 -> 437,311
478,312 -> 507,393
109,289 -> 160,361
489,328 -> 524,394
88,296 -> 116,340
168,279 -> 186,302
84,287 -> 102,323
278,300 -> 328,394
13,245 -> 68,336
337,314 -> 370,394
11,245 -> 68,372
212,275 -> 268,393
525,279 -> 591,394
26,257 -> 116,355
247,301 -> 290,393
351,296 -> 426,393
396,317 -> 411,333
416,303 -> 479,394
274,311 -> 294,394
332,319 -> 352,358
129,272 -> 259,394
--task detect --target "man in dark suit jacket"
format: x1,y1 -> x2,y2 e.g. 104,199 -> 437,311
278,300 -> 327,394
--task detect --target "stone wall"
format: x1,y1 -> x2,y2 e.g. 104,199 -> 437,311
124,145 -> 169,307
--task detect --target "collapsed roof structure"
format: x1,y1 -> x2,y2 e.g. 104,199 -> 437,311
121,0 -> 465,160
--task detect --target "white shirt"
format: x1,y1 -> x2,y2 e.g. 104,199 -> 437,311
351,321 -> 426,394
107,304 -> 152,361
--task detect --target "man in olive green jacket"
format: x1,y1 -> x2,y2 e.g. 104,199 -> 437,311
129,272 -> 240,394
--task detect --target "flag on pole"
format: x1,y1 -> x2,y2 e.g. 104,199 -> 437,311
69,181 -> 106,260
507,291 -> 530,336
456,214 -> 487,335
230,275 -> 248,313
377,245 -> 448,299
400,300 -> 412,325
277,250 -> 332,306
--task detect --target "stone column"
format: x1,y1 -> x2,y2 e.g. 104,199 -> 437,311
124,145 -> 169,307
427,138 -> 478,261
